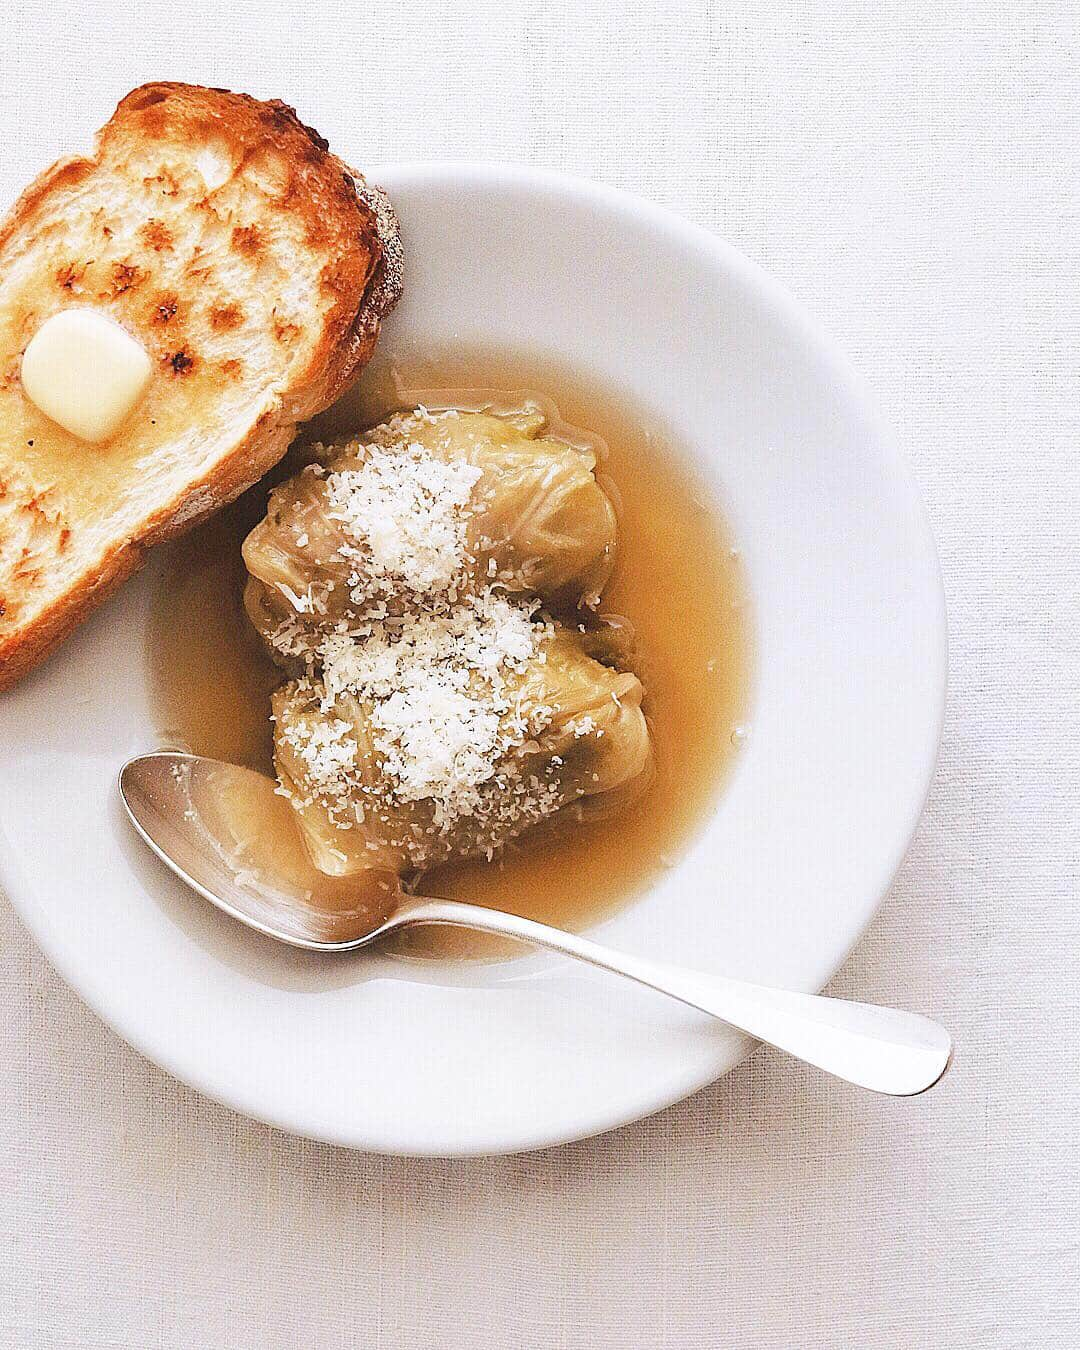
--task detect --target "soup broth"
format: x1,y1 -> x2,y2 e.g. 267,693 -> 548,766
147,350 -> 751,957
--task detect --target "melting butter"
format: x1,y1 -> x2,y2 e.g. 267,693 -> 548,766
21,308 -> 152,443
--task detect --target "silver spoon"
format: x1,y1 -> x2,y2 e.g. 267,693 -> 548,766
119,752 -> 951,1096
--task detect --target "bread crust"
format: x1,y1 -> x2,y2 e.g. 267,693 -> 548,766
0,83 -> 402,691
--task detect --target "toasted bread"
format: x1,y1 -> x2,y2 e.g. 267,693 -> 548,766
0,82 -> 402,690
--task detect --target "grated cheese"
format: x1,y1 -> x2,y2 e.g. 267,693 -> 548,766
305,590 -> 555,829
263,408 -> 619,859
285,715 -> 359,801
324,439 -> 481,601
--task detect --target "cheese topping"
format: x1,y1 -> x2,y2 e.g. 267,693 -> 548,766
268,417 -> 569,834
287,716 -> 359,801
249,408 -> 646,872
329,593 -> 552,822
282,590 -> 556,831
323,424 -> 482,603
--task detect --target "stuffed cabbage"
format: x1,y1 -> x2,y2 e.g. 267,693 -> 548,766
243,408 -> 617,664
272,619 -> 652,876
243,403 -> 653,885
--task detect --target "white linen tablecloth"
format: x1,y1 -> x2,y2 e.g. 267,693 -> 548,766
1,2 -> 1076,1345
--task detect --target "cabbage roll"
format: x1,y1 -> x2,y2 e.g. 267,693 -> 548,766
243,408 -> 617,663
272,621 -> 652,877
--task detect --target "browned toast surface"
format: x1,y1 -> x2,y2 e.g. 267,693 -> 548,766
0,82 -> 401,689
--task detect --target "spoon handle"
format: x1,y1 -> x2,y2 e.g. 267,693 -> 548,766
396,898 -> 952,1096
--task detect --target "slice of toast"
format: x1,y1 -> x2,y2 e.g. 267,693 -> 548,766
0,82 -> 402,690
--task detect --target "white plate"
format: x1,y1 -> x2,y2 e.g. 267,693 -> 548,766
0,165 -> 946,1155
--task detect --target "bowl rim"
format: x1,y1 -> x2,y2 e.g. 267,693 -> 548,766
0,161 -> 947,1155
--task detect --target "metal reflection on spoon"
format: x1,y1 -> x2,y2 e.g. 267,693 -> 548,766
119,752 -> 952,1096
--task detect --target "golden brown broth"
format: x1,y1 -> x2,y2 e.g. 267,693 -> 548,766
147,351 -> 751,958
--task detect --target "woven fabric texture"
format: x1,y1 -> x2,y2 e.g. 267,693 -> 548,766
1,1 -> 1076,1346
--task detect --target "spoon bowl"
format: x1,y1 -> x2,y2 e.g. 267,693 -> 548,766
119,751 -> 396,949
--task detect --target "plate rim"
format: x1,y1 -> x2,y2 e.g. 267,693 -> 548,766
0,162 -> 947,1155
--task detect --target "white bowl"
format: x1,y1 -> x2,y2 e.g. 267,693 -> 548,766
0,164 -> 946,1155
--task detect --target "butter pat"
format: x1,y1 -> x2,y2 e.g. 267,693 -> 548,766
21,309 -> 152,443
